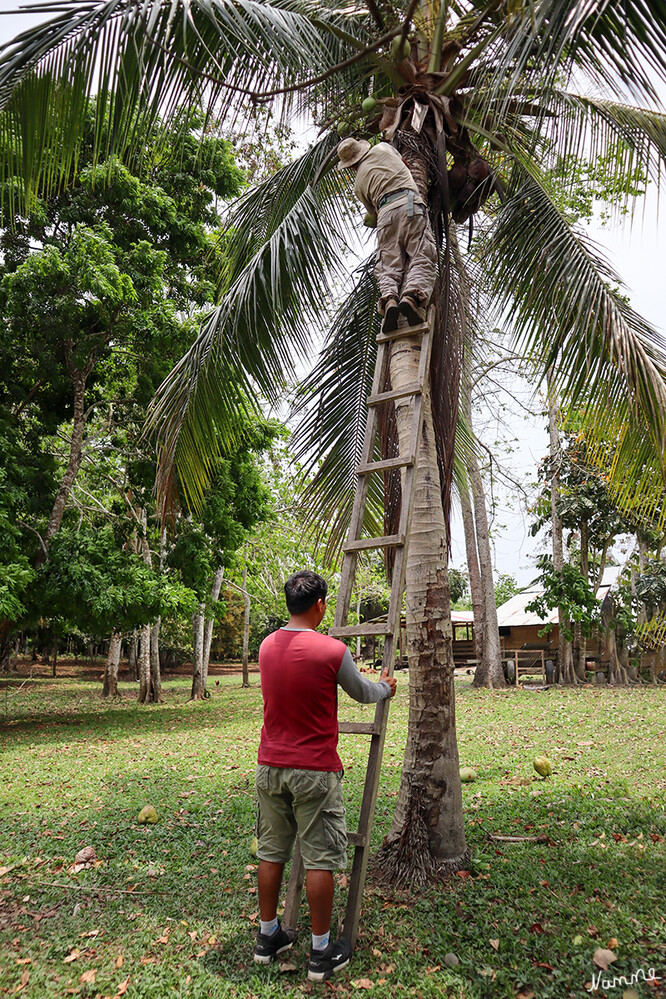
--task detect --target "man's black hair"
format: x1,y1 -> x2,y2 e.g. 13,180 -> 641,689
284,570 -> 328,615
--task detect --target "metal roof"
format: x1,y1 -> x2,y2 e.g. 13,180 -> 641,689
495,565 -> 621,628
451,610 -> 474,623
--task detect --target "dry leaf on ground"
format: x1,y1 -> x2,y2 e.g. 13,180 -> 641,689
593,948 -> 617,970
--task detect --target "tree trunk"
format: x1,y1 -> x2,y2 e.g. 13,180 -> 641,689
460,486 -> 486,673
203,566 -> 225,688
103,631 -> 122,698
150,618 -> 163,703
0,624 -> 12,672
128,631 -> 138,682
547,377 -> 576,684
574,518 -> 590,680
376,328 -> 468,884
241,565 -> 251,688
137,624 -> 153,703
40,352 -> 95,558
462,392 -> 504,689
190,605 -> 206,700
136,508 -> 163,703
52,636 -> 58,677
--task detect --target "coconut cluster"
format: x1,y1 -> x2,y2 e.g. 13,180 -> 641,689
448,155 -> 494,224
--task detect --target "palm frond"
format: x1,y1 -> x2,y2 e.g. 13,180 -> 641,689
0,0 -> 371,209
578,413 -> 666,529
149,167 -> 352,516
477,0 -> 666,114
481,166 -> 666,502
222,132 -> 357,291
549,91 -> 666,207
291,256 -> 385,557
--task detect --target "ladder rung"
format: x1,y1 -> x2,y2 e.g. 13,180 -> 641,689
343,534 -> 404,553
356,455 -> 414,475
338,721 -> 380,735
376,321 -> 429,343
347,831 -> 367,848
367,383 -> 422,406
329,623 -> 392,637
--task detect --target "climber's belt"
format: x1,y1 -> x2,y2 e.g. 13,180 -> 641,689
377,188 -> 425,219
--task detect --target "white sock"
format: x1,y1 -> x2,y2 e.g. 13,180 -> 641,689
312,931 -> 330,951
260,917 -> 278,936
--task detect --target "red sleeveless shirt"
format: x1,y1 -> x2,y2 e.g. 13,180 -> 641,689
257,628 -> 347,771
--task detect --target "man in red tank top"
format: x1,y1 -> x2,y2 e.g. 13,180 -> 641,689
253,570 -> 397,981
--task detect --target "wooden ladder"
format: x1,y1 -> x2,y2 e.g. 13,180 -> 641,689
282,308 -> 434,950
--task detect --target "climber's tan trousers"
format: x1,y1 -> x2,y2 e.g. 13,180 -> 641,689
375,196 -> 438,312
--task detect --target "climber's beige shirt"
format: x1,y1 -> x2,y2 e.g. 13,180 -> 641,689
354,142 -> 419,215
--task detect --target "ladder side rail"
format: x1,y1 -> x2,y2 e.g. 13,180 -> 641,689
343,312 -> 435,947
335,339 -> 392,626
282,838 -> 306,934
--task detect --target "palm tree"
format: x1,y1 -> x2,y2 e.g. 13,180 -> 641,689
2,0 -> 666,883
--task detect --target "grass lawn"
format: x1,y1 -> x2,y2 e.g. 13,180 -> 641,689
1,668 -> 665,999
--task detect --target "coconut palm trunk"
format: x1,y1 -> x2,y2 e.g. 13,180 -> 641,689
461,387 -> 504,689
548,379 -> 576,685
369,144 -> 467,879
377,329 -> 468,880
460,486 -> 487,670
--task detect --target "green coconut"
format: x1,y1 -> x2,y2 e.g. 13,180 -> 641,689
459,766 -> 478,783
363,212 -> 377,229
390,36 -> 411,62
249,836 -> 259,857
362,96 -> 378,114
137,804 -> 158,824
336,120 -> 352,138
533,756 -> 553,778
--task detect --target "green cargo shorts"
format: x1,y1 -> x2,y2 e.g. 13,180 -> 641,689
255,765 -> 348,871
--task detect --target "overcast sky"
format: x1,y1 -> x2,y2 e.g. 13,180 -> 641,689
1,2 -> 663,586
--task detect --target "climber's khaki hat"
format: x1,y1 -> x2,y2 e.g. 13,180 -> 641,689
337,137 -> 371,170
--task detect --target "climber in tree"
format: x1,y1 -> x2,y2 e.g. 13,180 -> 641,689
337,137 -> 437,332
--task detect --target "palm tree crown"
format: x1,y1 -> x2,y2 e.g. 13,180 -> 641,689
1,0 -> 665,526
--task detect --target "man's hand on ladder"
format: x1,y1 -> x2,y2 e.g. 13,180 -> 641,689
380,667 -> 398,697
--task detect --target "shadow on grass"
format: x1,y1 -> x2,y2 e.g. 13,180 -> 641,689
0,686 -> 257,746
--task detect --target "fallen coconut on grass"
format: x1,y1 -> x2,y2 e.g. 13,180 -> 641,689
137,805 -> 158,824
533,756 -> 553,778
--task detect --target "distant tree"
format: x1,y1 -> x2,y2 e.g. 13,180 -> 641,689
449,568 -> 469,606
494,573 -> 521,609
0,102 -> 244,669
